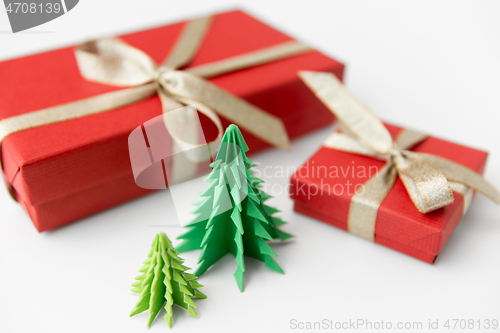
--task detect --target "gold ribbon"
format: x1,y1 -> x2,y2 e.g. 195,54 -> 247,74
299,71 -> 500,241
0,16 -> 313,197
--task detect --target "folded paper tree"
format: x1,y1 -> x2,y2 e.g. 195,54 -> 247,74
177,125 -> 293,291
130,233 -> 206,328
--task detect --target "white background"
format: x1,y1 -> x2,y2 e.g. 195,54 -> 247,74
1,1 -> 500,332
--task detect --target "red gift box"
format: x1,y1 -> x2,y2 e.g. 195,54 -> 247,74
290,122 -> 488,263
0,10 -> 344,232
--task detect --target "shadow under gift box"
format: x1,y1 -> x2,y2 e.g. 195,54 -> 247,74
290,123 -> 488,264
0,10 -> 344,232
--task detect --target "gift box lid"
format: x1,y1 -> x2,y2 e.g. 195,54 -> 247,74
0,10 -> 344,210
290,123 -> 488,262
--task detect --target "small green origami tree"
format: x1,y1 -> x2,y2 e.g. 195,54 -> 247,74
130,232 -> 206,328
177,124 -> 293,292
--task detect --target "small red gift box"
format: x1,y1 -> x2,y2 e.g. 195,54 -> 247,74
0,10 -> 344,232
290,122 -> 487,263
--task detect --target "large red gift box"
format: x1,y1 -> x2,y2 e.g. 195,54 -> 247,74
290,123 -> 487,263
0,10 -> 344,232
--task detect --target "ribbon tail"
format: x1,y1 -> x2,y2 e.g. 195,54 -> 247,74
419,153 -> 500,204
448,182 -> 474,216
157,91 -> 222,184
160,71 -> 290,149
348,163 -> 398,241
159,92 -> 222,163
75,38 -> 159,86
299,71 -> 393,155
162,104 -> 213,185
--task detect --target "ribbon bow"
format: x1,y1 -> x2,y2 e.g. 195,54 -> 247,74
0,16 -> 314,161
74,16 -> 306,153
0,16 -> 312,198
299,71 -> 500,241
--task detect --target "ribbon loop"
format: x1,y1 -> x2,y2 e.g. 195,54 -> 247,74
394,151 -> 454,213
75,38 -> 158,86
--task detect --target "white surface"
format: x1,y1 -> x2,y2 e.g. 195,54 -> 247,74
1,1 -> 500,332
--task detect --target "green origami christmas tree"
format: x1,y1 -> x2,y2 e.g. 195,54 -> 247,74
176,124 -> 293,292
130,232 -> 206,328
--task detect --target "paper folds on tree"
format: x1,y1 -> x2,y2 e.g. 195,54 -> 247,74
177,124 -> 293,291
